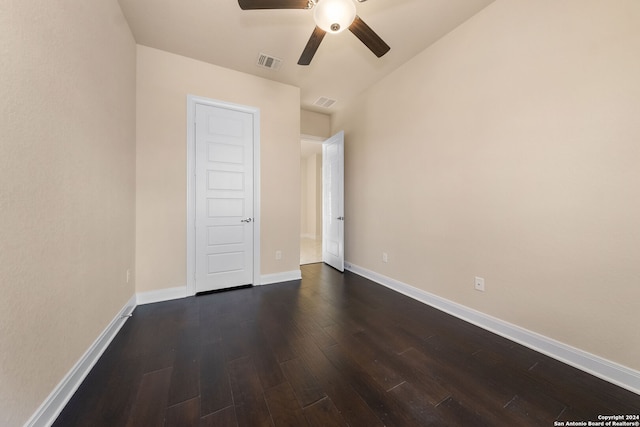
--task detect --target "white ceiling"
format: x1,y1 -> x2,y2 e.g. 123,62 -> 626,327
118,0 -> 494,113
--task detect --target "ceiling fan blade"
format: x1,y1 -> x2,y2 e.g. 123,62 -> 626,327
348,15 -> 390,58
238,0 -> 310,10
298,26 -> 326,65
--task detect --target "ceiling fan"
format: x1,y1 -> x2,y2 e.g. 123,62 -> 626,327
238,0 -> 391,65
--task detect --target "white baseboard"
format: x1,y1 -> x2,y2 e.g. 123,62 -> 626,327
25,294 -> 137,427
136,286 -> 187,305
344,262 -> 640,395
136,272 -> 305,303
260,269 -> 302,286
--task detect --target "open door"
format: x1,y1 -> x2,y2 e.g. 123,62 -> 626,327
322,131 -> 344,272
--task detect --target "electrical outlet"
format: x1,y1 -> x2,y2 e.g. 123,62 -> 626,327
126,269 -> 130,284
474,276 -> 485,292
276,250 -> 282,260
382,252 -> 389,263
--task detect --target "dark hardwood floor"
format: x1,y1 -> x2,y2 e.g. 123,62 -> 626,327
54,263 -> 640,426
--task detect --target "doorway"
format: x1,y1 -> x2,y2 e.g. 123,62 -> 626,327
299,131 -> 344,271
300,136 -> 323,265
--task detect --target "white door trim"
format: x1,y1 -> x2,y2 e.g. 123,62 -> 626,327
186,95 -> 261,296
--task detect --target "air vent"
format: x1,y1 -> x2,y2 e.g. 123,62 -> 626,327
313,96 -> 337,109
256,53 -> 282,70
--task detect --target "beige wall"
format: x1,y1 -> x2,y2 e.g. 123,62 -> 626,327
300,154 -> 322,239
136,46 -> 301,293
333,0 -> 640,370
0,1 -> 136,425
301,109 -> 331,138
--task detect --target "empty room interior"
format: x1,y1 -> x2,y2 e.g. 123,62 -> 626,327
2,1 -> 639,426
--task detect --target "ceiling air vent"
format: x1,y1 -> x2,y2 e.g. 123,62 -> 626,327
256,53 -> 282,70
313,96 -> 337,109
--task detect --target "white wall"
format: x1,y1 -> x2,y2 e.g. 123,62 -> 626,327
0,1 -> 137,425
333,0 -> 640,371
136,46 -> 301,293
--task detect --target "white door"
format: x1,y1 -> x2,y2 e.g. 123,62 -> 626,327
322,131 -> 344,272
195,104 -> 254,292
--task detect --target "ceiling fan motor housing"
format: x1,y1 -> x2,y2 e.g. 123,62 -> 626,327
314,0 -> 356,33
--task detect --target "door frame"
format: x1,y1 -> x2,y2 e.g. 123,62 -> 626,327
186,95 -> 261,296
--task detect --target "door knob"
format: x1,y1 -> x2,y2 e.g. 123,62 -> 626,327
337,216 -> 344,221
241,218 -> 253,223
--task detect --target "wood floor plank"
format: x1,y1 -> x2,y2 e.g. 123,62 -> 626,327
387,381 -> 447,426
227,357 -> 274,427
264,382 -> 310,427
395,348 -> 453,405
363,358 -> 405,391
244,323 -> 286,390
165,397 -> 200,427
219,315 -> 254,363
530,358 -> 640,414
302,397 -> 348,427
141,347 -> 177,374
259,311 -> 297,363
292,316 -> 337,349
436,396 -> 491,427
407,342 -> 540,425
168,327 -> 200,406
200,406 -> 238,427
284,328 -> 384,427
200,341 -> 233,417
52,365 -> 117,427
280,358 -> 326,408
320,343 -> 422,427
411,347 -> 527,425
126,367 -> 172,427
503,393 -> 566,426
88,357 -> 145,426
324,326 -> 405,391
323,325 -> 379,363
199,315 -> 222,345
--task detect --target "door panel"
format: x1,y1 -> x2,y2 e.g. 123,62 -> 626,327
195,104 -> 254,292
322,131 -> 344,272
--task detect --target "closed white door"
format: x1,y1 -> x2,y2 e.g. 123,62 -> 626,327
322,131 -> 344,272
195,104 -> 254,292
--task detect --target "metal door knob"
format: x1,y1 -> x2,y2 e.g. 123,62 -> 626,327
241,218 -> 253,223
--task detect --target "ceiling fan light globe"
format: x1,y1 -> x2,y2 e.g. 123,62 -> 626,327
313,0 -> 356,34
